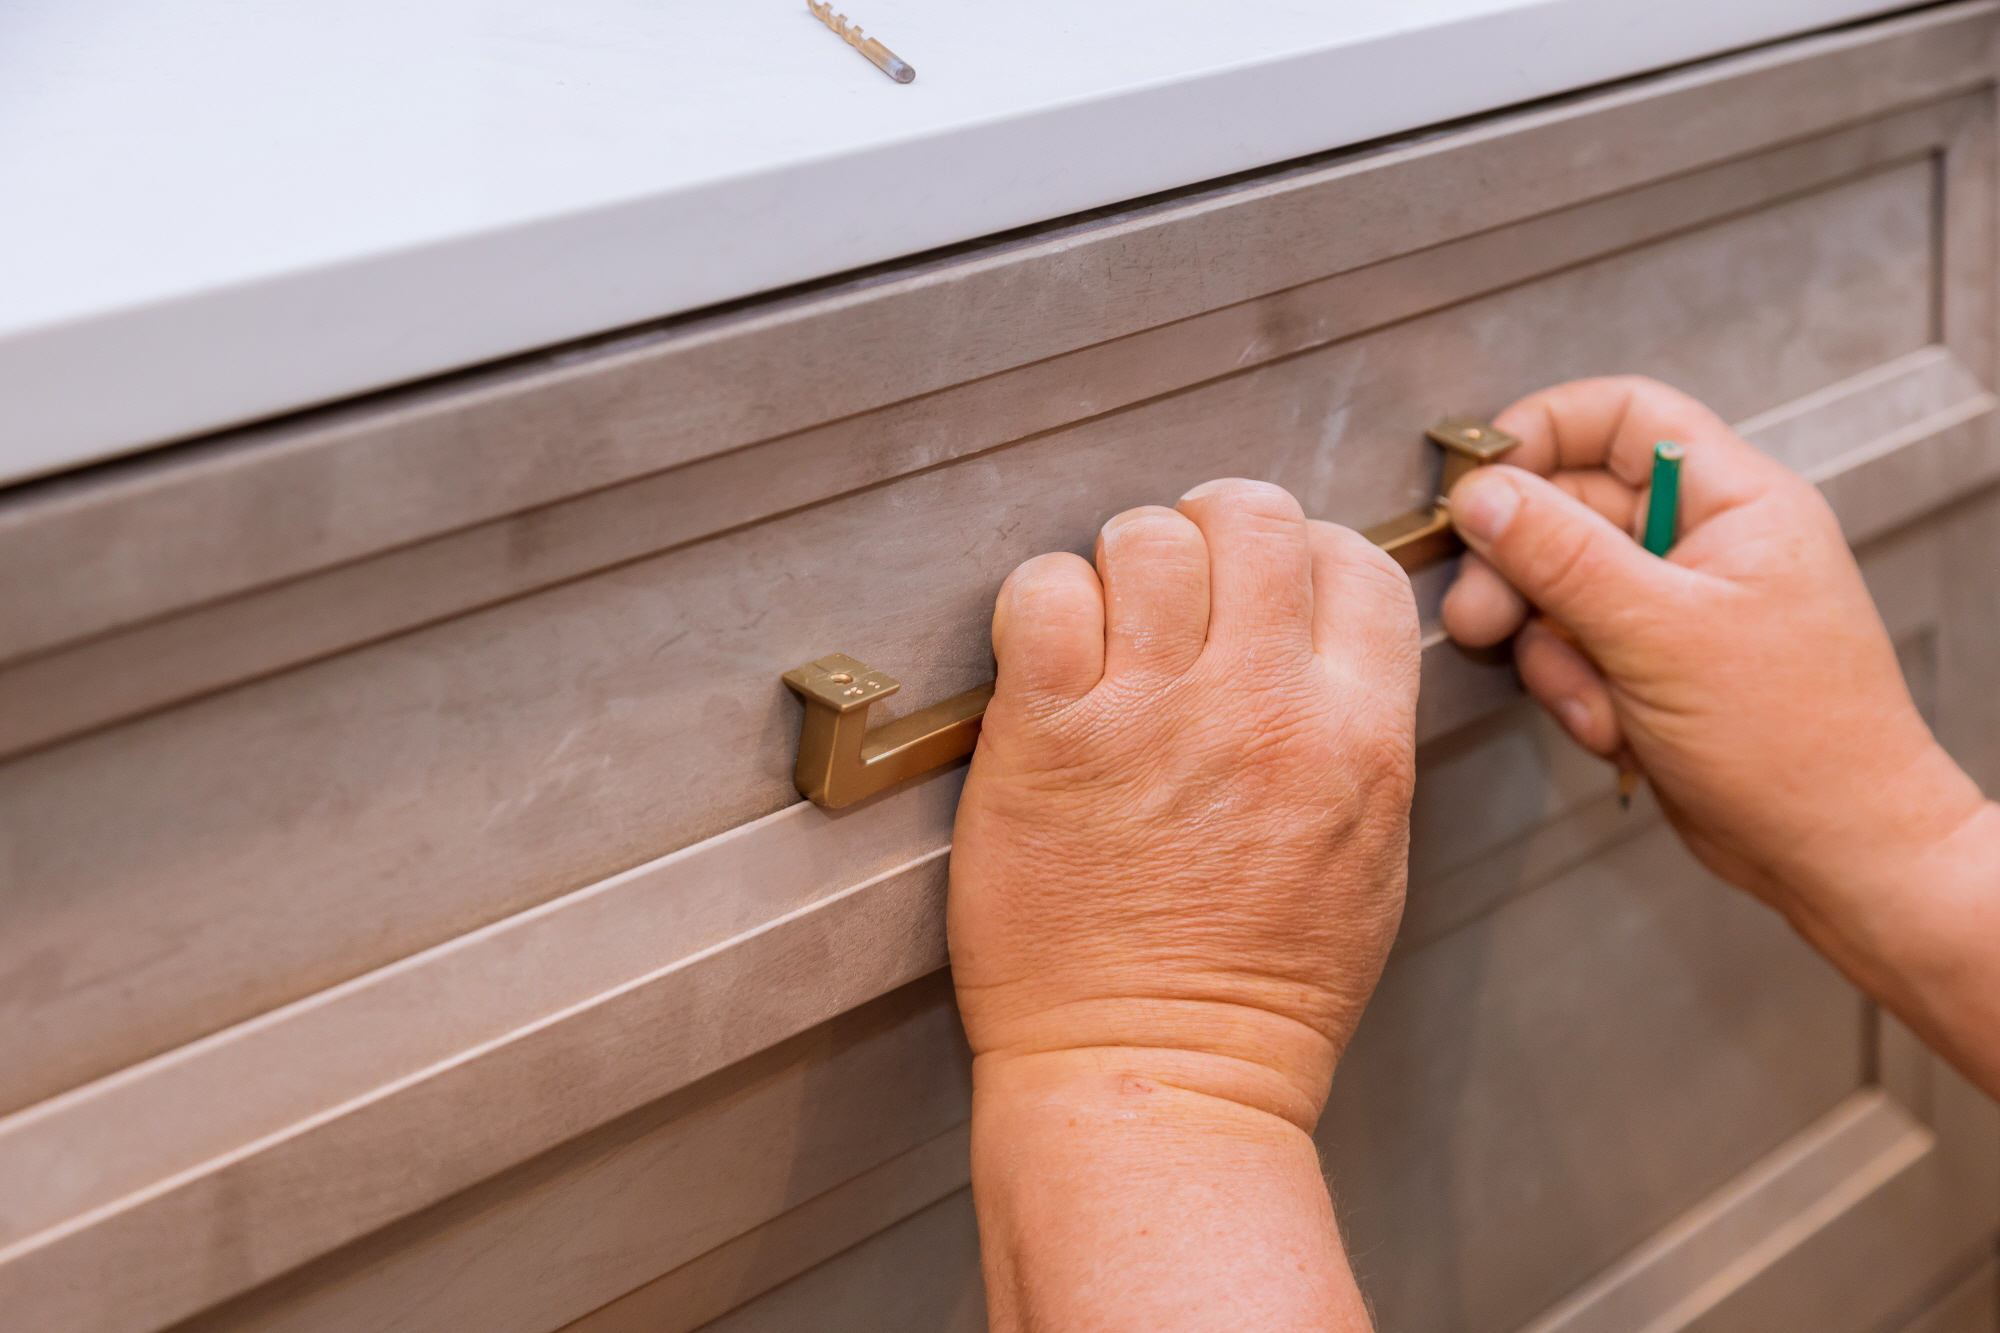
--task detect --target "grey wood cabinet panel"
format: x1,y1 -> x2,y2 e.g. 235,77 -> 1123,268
1680,1064 -> 2000,1333
684,1191 -> 986,1333
0,132 -> 1958,1123
1521,1090 -> 1938,1333
1898,1260 -> 1998,1333
2,9 -> 1997,1333
1324,825 -> 1862,1333
0,770 -> 960,1261
0,5 -> 1986,666
0,96 -> 1978,768
167,977 -> 972,1333
0,801 -> 961,1333
558,1125 -> 973,1333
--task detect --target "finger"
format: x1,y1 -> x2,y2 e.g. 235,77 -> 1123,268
1449,465 -> 1680,644
1440,550 -> 1529,648
1552,470 -> 1641,536
1515,618 -> 1623,757
1306,521 -> 1419,686
1492,375 -> 1794,531
1092,505 -> 1211,683
1494,375 -> 1731,480
991,552 -> 1105,706
1175,479 -> 1313,656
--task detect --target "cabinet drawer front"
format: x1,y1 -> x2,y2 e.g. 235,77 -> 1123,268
3,8 -> 1998,1333
0,62 -> 1981,1125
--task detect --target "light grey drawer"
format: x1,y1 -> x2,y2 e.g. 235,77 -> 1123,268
3,7 -> 1999,1333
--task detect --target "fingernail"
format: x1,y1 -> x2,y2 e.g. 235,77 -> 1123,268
1452,471 -> 1521,545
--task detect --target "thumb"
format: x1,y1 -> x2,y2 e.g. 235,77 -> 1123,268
1448,465 -> 1674,641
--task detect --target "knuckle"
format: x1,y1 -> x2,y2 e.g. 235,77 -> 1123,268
1006,554 -> 1090,604
1316,522 -> 1415,600
1011,580 -> 1093,627
1349,540 -> 1416,605
1103,504 -> 1190,534
1010,550 -> 1078,582
1608,373 -> 1672,396
1186,478 -> 1304,522
1102,507 -> 1201,552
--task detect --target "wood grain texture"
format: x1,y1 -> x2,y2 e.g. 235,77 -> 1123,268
1681,1064 -> 2000,1333
0,772 -> 955,1251
0,96 -> 1978,766
558,1124 -> 971,1333
1,12 -> 1996,1333
683,1190 -> 986,1333
1325,823 -> 1865,1333
0,149 -> 1954,1123
0,3 -> 1990,666
2,225 -> 1993,1333
1897,1260 -> 1999,1333
1402,699 -> 1658,956
169,981 -> 971,1333
1520,1090 -> 1935,1332
0,794 -> 959,1333
0,775 -> 959,1258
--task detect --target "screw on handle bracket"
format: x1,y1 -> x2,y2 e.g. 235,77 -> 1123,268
782,654 -> 993,808
1363,418 -> 1520,570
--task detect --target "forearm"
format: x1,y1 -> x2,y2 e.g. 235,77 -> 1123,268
1780,756 -> 2000,1100
971,1049 -> 1372,1333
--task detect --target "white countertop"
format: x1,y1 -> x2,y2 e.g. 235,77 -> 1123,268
0,0 -> 1901,485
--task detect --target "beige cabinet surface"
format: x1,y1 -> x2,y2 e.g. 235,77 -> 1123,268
3,6 -> 1999,1332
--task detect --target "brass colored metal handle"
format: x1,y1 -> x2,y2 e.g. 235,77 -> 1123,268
783,654 -> 993,808
1363,417 -> 1520,570
783,420 -> 1516,807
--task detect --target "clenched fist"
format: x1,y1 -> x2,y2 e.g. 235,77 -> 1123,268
948,478 -> 1418,1332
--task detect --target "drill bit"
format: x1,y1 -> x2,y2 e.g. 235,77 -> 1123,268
807,1 -> 916,83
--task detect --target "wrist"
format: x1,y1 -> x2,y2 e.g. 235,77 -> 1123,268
975,1043 -> 1330,1137
961,993 -> 1344,1134
969,1046 -> 1368,1333
1774,741 -> 1996,1014
1782,740 -> 1987,918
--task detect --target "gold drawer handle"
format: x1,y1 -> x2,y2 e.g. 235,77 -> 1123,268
783,419 -> 1517,807
1363,417 -> 1521,567
783,656 -> 994,808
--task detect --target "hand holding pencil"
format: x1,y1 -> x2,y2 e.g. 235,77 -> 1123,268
1436,377 -> 1972,944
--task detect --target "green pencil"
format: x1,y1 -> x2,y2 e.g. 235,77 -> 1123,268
1643,441 -> 1685,557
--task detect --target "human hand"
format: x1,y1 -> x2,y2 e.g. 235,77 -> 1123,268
949,478 -> 1419,1129
1440,377 -> 1987,984
948,479 -> 1414,1331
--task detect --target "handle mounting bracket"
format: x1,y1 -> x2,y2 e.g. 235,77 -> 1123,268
1363,417 -> 1520,570
782,654 -> 993,808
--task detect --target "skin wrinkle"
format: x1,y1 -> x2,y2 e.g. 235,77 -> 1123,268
952,476 -> 1411,1332
1444,376 -> 2000,1099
